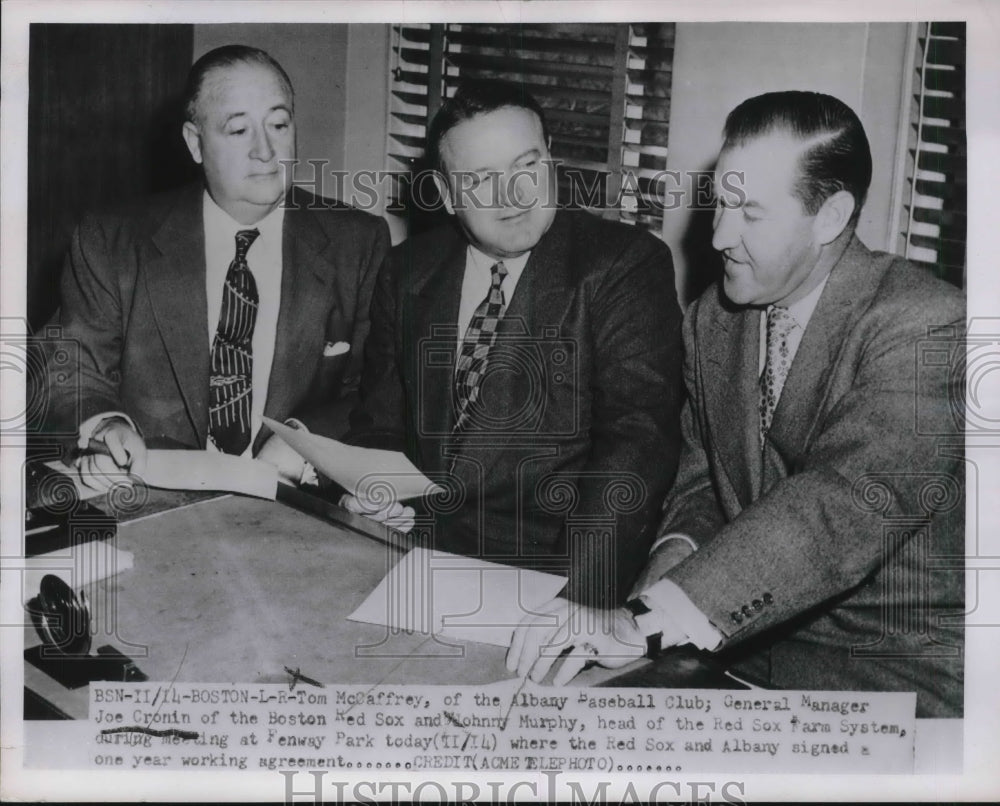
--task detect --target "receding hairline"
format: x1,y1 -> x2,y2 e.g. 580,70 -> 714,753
718,127 -> 848,200
188,59 -> 295,125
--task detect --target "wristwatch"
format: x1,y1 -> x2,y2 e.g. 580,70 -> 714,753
624,597 -> 663,659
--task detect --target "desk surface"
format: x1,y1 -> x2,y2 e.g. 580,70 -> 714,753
30,490 -> 725,718
21,489 -> 962,776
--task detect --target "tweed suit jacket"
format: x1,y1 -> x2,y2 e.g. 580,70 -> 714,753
658,235 -> 965,717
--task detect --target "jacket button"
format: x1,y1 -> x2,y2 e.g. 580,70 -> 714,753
730,611 -> 743,625
763,592 -> 774,605
741,604 -> 753,618
752,599 -> 763,611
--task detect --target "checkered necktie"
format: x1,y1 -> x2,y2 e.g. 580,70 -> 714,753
209,228 -> 259,455
759,305 -> 797,448
453,261 -> 508,431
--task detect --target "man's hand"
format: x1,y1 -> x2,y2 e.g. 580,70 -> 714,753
76,418 -> 147,493
629,536 -> 695,598
339,493 -> 415,533
257,433 -> 311,485
506,597 -> 645,686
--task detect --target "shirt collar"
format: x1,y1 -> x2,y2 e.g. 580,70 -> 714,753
779,272 -> 830,330
467,244 -> 532,276
203,190 -> 285,244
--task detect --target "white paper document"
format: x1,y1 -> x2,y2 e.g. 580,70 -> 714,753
348,548 -> 567,647
46,450 -> 278,500
262,416 -> 444,501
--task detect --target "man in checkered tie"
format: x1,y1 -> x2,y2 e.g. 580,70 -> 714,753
509,91 -> 963,719
345,79 -> 684,611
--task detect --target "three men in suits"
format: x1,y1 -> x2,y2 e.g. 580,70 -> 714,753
509,91 -> 964,717
42,46 -> 388,489
345,80 -> 683,607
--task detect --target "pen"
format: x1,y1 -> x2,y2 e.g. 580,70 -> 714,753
76,437 -> 134,473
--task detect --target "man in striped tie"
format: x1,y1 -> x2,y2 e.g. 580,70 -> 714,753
43,45 -> 388,490
509,91 -> 964,718
345,79 -> 684,613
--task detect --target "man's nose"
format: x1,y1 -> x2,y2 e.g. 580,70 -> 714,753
711,206 -> 740,252
499,171 -> 527,208
249,126 -> 275,162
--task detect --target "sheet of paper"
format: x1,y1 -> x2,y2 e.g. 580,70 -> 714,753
263,416 -> 443,501
347,548 -> 567,647
45,450 -> 278,501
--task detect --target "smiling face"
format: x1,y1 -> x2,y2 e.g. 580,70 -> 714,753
182,61 -> 295,225
712,132 -> 829,307
436,106 -> 557,260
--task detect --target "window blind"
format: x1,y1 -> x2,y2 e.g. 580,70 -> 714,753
899,21 -> 966,287
386,23 -> 676,238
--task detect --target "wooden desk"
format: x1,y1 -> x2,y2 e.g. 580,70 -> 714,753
21,489 -> 962,775
27,490 -> 733,719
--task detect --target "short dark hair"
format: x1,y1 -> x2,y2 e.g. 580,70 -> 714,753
183,45 -> 294,123
722,90 -> 872,225
426,78 -> 549,172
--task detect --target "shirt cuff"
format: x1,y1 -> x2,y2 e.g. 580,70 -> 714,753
77,411 -> 138,449
649,532 -> 698,555
640,578 -> 723,651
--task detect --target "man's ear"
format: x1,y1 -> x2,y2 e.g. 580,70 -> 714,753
813,189 -> 855,245
432,171 -> 455,216
182,121 -> 203,165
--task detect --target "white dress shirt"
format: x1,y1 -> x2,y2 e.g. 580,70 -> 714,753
79,192 -> 285,457
639,274 -> 831,650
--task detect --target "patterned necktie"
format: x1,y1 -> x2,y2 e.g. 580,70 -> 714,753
453,261 -> 508,431
209,228 -> 260,455
759,305 -> 797,448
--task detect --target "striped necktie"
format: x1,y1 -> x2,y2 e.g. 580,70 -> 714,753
209,228 -> 259,455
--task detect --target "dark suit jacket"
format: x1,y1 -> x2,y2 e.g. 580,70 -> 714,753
348,209 -> 684,607
660,235 -> 964,717
42,184 -> 389,452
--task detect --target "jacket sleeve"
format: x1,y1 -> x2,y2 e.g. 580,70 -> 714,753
656,298 -> 729,544
665,290 -> 965,646
342,243 -> 410,453
561,234 -> 684,608
41,216 -> 129,453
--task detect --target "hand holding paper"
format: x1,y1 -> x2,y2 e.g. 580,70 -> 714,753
262,416 -> 443,502
340,493 -> 416,532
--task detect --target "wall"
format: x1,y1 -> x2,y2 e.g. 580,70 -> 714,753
192,24 -> 390,216
193,23 -> 349,189
27,24 -> 195,330
664,22 -> 910,304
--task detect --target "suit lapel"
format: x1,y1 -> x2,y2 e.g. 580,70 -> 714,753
258,197 -> 334,449
409,234 -> 466,469
702,296 -> 762,506
765,236 -> 884,481
144,185 -> 210,446
456,211 -> 574,480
